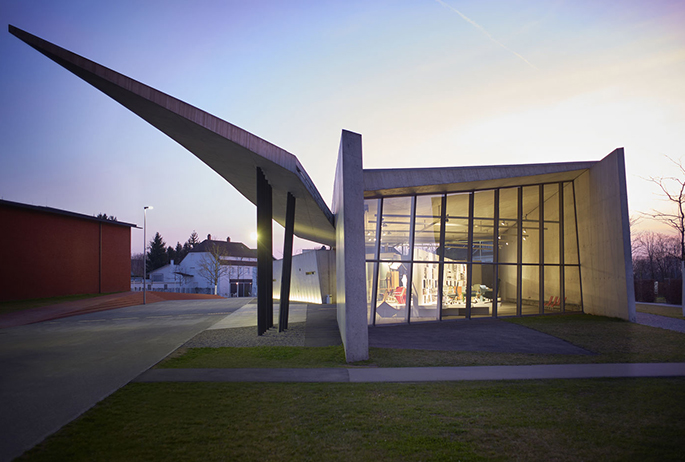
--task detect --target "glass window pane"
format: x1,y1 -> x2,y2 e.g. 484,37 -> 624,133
543,184 -> 560,222
414,195 -> 442,261
522,222 -> 539,264
522,186 -> 540,221
473,219 -> 494,262
379,197 -> 412,260
446,192 -> 469,219
498,264 -> 518,317
442,263 -> 467,319
563,182 -> 579,265
521,265 -> 540,315
543,266 -> 561,314
544,222 -> 560,264
443,218 -> 469,262
366,262 -> 377,324
499,187 -> 518,220
474,190 -> 494,218
498,220 -> 518,263
564,266 -> 583,312
411,262 -> 440,322
365,199 -> 380,260
375,261 -> 410,324
471,264 -> 494,317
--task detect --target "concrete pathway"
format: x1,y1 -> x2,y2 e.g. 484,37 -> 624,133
0,298 -> 249,462
0,291 -> 223,329
369,319 -> 591,355
207,302 -> 308,330
636,312 -> 685,334
135,362 -> 685,383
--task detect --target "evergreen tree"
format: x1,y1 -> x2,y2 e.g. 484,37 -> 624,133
96,213 -> 117,221
146,232 -> 168,273
166,245 -> 176,264
174,242 -> 185,263
187,230 -> 200,248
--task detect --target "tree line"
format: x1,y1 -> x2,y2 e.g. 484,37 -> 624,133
632,231 -> 682,304
131,230 -> 201,276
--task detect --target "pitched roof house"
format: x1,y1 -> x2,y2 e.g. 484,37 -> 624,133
143,237 -> 258,297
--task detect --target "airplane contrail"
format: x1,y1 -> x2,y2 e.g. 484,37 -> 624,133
435,0 -> 538,70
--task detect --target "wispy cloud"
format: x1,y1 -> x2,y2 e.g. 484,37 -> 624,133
435,0 -> 538,70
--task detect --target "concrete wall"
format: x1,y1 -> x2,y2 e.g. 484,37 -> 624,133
332,130 -> 369,362
575,148 -> 636,321
0,203 -> 131,301
273,249 -> 336,304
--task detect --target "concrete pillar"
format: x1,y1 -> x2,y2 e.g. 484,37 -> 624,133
575,148 -> 636,321
332,130 -> 369,362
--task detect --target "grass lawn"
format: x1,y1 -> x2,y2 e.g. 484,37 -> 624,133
158,314 -> 685,369
636,303 -> 685,319
0,293 -> 118,316
18,378 -> 685,461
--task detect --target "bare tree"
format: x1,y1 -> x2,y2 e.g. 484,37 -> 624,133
131,253 -> 145,278
196,242 -> 228,295
633,231 -> 681,281
644,156 -> 685,315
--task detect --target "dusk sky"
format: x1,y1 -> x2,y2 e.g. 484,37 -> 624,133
1,0 -> 684,257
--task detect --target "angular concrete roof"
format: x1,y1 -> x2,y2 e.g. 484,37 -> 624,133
9,26 -> 335,246
363,161 -> 597,198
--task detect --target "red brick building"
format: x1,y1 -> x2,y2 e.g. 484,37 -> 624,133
0,200 -> 136,302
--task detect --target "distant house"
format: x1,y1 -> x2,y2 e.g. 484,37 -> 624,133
137,237 -> 258,297
0,199 -> 136,302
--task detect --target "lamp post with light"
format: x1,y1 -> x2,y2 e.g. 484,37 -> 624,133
143,206 -> 153,304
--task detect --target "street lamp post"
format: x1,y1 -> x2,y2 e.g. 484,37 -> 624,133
143,206 -> 153,304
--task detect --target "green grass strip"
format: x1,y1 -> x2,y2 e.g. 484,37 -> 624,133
161,345 -> 349,369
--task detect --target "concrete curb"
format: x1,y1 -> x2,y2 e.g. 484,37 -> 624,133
134,362 -> 685,384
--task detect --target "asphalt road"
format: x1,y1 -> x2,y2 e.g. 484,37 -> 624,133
0,298 -> 252,462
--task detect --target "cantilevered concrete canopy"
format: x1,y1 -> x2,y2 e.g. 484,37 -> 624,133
364,161 -> 597,198
9,25 -> 335,246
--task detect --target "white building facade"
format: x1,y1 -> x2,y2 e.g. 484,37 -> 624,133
133,238 -> 258,297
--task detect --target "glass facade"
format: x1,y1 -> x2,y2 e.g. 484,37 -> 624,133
365,181 -> 582,324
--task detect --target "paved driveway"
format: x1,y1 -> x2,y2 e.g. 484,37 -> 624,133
0,298 -> 252,462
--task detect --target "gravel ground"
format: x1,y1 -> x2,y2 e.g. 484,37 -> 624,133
183,322 -> 307,348
636,312 -> 685,334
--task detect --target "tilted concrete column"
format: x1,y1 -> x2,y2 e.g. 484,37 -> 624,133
279,192 -> 296,331
257,167 -> 273,335
575,148 -> 636,321
332,130 -> 369,362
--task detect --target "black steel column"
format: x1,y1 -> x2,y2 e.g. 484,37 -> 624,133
466,192 -> 474,319
493,189 -> 500,317
437,194 -> 447,320
279,193 -> 296,332
539,184 -> 544,315
257,167 -> 273,335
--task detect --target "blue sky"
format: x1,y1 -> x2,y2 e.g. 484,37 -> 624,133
1,0 -> 684,256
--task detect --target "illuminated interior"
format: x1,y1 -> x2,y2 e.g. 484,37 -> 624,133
365,182 -> 582,324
